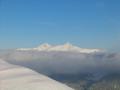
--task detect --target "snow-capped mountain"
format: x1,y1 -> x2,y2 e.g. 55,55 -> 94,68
0,59 -> 74,90
17,43 -> 102,53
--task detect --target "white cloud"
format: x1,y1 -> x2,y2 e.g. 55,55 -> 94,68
0,50 -> 120,76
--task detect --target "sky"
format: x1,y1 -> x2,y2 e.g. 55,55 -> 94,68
0,0 -> 120,52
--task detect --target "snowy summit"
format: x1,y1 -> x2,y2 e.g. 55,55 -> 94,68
17,43 -> 102,53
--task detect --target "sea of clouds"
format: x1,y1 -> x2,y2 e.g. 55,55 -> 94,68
0,50 -> 120,77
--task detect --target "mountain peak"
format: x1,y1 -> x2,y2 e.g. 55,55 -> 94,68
63,42 -> 73,48
17,43 -> 103,53
34,43 -> 51,50
38,43 -> 51,48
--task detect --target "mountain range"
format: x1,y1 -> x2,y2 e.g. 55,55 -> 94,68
17,43 -> 102,53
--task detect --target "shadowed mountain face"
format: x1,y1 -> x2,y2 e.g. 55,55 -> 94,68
0,44 -> 120,90
49,73 -> 120,90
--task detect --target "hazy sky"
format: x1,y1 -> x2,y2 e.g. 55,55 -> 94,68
0,0 -> 120,51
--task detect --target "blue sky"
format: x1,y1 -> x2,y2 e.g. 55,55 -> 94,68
0,0 -> 120,51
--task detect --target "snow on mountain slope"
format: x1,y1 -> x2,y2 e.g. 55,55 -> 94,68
17,43 -> 102,53
0,59 -> 74,90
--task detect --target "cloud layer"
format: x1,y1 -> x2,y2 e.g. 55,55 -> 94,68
0,50 -> 120,77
